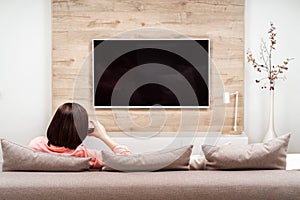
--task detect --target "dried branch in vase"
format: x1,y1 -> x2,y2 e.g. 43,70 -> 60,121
247,22 -> 294,90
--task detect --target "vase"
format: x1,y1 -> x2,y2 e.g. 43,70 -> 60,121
263,90 -> 277,142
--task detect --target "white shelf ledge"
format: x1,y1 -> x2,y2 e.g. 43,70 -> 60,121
83,132 -> 248,155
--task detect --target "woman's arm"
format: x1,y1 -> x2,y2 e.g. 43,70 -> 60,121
89,120 -> 120,151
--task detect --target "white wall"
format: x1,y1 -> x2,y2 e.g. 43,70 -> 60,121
245,0 -> 300,152
0,0 -> 52,160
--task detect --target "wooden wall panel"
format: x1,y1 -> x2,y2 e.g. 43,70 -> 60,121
52,0 -> 244,134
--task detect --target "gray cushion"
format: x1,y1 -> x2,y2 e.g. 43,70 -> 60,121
102,145 -> 193,172
202,133 -> 290,170
1,139 -> 90,171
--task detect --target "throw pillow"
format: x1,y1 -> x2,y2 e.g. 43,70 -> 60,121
1,139 -> 90,171
202,133 -> 291,170
102,145 -> 193,172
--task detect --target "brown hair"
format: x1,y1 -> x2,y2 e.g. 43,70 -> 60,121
47,102 -> 88,149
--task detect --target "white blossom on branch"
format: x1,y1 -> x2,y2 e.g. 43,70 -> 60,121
247,22 -> 293,90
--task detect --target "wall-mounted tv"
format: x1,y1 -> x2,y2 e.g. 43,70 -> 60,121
93,39 -> 209,108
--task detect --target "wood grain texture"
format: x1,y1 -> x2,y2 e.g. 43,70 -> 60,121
52,0 -> 244,134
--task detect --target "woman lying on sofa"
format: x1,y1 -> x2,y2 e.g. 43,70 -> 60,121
29,102 -> 131,169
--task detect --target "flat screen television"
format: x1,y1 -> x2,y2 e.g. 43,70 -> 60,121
93,39 -> 209,108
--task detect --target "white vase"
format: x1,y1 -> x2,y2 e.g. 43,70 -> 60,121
263,90 -> 277,142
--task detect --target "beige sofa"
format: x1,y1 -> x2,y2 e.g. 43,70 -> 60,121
1,166 -> 300,200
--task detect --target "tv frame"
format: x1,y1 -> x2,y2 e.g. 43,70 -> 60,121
92,38 -> 210,109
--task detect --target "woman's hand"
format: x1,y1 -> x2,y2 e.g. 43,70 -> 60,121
88,120 -> 108,139
88,120 -> 120,150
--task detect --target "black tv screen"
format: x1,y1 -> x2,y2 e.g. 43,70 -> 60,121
93,39 -> 209,108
